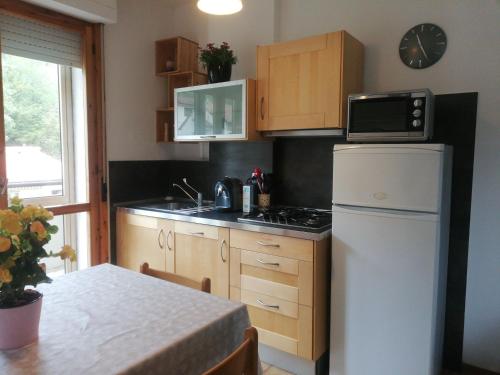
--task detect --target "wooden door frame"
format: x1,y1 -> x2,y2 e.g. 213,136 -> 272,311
0,0 -> 108,265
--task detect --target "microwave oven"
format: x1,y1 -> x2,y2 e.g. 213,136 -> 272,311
346,89 -> 434,142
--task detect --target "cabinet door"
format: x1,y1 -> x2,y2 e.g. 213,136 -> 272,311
174,222 -> 229,298
257,32 -> 342,131
116,212 -> 166,272
175,80 -> 246,140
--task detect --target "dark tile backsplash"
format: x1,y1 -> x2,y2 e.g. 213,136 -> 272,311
108,92 -> 477,371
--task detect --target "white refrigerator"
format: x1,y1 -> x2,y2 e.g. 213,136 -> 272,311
330,144 -> 452,375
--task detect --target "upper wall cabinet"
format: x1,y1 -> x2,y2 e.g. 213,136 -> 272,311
174,79 -> 260,142
257,31 -> 364,131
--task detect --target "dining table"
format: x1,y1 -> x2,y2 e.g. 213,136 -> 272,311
0,263 -> 254,375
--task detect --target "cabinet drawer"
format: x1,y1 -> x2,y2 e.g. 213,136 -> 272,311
174,221 -> 219,240
241,250 -> 298,275
241,275 -> 298,303
241,289 -> 298,319
124,214 -> 158,229
257,327 -> 298,356
230,229 -> 313,261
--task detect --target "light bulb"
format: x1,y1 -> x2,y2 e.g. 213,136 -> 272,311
197,0 -> 243,15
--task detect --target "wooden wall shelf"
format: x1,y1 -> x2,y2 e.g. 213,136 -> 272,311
155,36 -> 207,143
155,37 -> 199,76
155,108 -> 174,143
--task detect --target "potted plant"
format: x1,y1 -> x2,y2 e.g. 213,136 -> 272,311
199,42 -> 237,83
0,197 -> 76,350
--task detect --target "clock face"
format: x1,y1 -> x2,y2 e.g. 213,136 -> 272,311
399,23 -> 447,69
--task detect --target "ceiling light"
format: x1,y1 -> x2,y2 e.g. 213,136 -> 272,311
197,0 -> 243,15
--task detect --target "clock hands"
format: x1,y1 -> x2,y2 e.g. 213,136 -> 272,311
416,34 -> 430,61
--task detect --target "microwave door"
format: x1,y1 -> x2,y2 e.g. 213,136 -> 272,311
348,96 -> 411,135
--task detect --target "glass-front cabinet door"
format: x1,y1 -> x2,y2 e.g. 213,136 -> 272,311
174,79 -> 247,141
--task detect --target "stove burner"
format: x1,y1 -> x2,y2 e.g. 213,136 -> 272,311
238,206 -> 331,231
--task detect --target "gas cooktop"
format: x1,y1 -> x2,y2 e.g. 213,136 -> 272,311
237,206 -> 332,232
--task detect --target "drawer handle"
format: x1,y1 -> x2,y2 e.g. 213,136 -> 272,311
200,135 -> 216,139
191,232 -> 205,236
257,298 -> 279,310
256,258 -> 280,267
256,241 -> 280,248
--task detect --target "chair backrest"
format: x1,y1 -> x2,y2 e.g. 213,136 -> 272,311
139,262 -> 211,293
203,327 -> 258,375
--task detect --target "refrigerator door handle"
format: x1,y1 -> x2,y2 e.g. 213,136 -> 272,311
332,204 -> 439,221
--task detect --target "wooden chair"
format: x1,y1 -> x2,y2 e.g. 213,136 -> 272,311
139,262 -> 211,293
203,327 -> 259,375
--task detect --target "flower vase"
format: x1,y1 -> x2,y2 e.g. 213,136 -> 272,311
207,62 -> 232,83
0,290 -> 43,350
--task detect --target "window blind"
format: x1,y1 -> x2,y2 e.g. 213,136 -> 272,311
0,11 -> 82,68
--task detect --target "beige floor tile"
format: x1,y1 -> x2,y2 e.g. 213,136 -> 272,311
264,365 -> 294,375
261,362 -> 271,372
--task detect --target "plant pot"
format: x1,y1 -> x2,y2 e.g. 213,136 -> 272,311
0,290 -> 43,350
207,62 -> 232,83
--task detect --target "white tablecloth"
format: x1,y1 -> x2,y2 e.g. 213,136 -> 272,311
0,264 -> 252,375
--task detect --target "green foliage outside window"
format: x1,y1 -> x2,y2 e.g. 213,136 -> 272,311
2,54 -> 62,159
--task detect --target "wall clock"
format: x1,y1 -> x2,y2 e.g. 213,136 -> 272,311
399,23 -> 447,69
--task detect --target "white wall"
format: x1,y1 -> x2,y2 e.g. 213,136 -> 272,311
104,0 -> 500,370
169,0 -> 276,80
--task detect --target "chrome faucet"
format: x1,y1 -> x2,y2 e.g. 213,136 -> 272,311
173,178 -> 203,206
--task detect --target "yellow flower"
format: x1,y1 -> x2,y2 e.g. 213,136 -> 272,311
0,236 -> 11,253
0,266 -> 12,284
59,245 -> 76,262
20,205 -> 37,221
30,220 -> 47,240
0,210 -> 22,235
20,205 -> 54,221
10,196 -> 22,207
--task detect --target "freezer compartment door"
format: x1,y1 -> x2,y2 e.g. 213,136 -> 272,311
330,205 -> 443,375
333,145 -> 444,213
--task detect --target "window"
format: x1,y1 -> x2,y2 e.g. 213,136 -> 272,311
1,54 -> 90,276
0,5 -> 107,270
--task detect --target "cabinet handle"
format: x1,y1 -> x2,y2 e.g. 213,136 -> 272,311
158,229 -> 165,249
256,258 -> 280,267
200,135 -> 216,139
191,232 -> 205,236
220,239 -> 227,263
166,230 -> 173,251
260,97 -> 264,120
256,241 -> 280,248
257,298 -> 279,310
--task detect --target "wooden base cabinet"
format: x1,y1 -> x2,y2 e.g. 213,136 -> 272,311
116,212 -> 175,273
116,212 -> 330,360
229,229 -> 330,360
174,222 -> 230,298
257,30 -> 364,131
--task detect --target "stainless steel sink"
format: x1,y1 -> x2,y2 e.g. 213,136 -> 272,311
133,197 -> 214,215
141,202 -> 197,211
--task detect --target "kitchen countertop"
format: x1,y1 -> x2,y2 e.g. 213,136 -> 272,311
116,199 -> 331,241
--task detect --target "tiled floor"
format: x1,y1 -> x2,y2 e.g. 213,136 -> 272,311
261,363 -> 495,375
262,362 -> 293,375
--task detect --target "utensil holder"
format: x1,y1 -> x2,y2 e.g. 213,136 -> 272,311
258,193 -> 270,208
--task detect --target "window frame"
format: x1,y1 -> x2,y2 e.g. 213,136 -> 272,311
0,0 -> 108,266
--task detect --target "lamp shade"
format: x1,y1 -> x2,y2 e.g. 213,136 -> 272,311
197,0 -> 243,15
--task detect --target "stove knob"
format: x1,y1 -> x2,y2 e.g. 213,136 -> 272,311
414,99 -> 423,107
412,119 -> 422,128
413,109 -> 422,117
